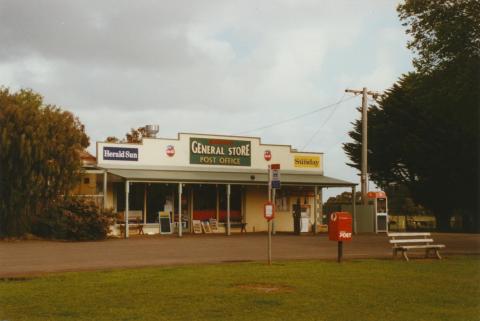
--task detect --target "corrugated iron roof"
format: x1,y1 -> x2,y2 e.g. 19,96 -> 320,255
104,168 -> 356,187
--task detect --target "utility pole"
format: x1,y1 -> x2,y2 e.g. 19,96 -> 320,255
345,87 -> 381,205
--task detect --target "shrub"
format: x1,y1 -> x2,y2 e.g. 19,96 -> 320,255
32,197 -> 116,241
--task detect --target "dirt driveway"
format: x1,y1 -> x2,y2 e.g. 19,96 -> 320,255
1,233 -> 479,277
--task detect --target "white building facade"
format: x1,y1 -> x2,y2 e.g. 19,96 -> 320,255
92,133 -> 356,237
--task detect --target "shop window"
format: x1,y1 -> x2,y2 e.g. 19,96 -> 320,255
219,185 -> 241,222
194,185 -> 216,211
219,185 -> 241,211
114,183 -> 144,212
146,184 -> 178,223
193,185 -> 216,220
275,196 -> 290,212
377,198 -> 387,213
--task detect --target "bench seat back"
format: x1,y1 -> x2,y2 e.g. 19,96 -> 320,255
388,232 -> 437,247
389,238 -> 434,245
388,232 -> 430,237
117,210 -> 143,223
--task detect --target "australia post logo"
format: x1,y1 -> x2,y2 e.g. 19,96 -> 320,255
103,147 -> 139,161
339,231 -> 352,239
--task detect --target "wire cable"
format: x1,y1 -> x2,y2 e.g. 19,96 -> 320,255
300,93 -> 346,151
233,95 -> 355,135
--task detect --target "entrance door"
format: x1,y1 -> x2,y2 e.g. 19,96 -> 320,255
192,185 -> 242,222
218,185 -> 241,222
193,185 -> 217,221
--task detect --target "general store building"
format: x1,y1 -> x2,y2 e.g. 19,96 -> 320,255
84,130 -> 357,237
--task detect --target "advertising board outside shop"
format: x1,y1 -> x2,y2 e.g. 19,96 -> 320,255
294,155 -> 320,168
103,147 -> 139,161
190,137 -> 251,166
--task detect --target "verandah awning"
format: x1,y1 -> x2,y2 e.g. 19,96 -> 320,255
103,167 -> 356,187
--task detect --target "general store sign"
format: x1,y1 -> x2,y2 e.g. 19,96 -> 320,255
294,155 -> 320,168
190,137 -> 251,166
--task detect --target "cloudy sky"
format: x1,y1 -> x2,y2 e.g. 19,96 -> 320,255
0,0 -> 413,197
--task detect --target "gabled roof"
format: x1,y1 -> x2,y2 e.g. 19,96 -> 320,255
79,150 -> 96,167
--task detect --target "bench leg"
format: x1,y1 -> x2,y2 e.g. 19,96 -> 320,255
435,249 -> 442,260
393,248 -> 397,258
402,250 -> 409,261
425,248 -> 431,258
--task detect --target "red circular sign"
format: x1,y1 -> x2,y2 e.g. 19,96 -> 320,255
166,145 -> 175,157
264,150 -> 272,161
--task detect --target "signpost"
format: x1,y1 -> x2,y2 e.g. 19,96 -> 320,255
266,164 -> 280,265
270,164 -> 281,189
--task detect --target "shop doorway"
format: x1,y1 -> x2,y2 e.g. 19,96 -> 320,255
146,183 -> 189,229
192,185 -> 242,222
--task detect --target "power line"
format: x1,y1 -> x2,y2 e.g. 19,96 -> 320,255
233,95 -> 355,135
300,93 -> 346,151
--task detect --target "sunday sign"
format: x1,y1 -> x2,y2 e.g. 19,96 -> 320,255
190,137 -> 251,166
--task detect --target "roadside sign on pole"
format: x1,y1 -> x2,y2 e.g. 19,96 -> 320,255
270,164 -> 281,189
264,201 -> 275,221
266,164 -> 280,266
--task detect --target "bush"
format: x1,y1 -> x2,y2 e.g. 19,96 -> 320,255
32,197 -> 116,241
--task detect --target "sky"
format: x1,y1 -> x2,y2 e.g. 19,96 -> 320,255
0,0 -> 413,198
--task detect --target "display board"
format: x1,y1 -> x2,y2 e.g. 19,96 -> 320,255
159,211 -> 172,234
192,220 -> 202,234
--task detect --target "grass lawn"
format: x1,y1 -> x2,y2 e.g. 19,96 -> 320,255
1,256 -> 479,321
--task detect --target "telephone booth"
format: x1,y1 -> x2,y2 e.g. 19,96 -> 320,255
367,191 -> 388,233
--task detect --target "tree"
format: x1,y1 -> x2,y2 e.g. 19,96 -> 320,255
343,0 -> 479,232
325,191 -> 362,205
104,127 -> 146,143
105,136 -> 119,143
0,88 -> 89,237
125,127 -> 146,143
398,0 -> 480,73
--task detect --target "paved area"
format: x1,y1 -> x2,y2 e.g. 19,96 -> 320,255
1,233 -> 479,277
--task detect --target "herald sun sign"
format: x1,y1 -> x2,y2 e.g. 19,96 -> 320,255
264,202 -> 275,221
328,212 -> 352,241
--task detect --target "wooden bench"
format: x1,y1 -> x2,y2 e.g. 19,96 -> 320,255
388,232 -> 445,261
117,211 -> 144,236
229,221 -> 247,233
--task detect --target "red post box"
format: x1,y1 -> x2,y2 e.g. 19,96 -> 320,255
329,212 -> 352,242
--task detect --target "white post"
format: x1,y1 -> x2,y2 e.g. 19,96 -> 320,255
189,188 -> 194,233
313,186 -> 318,234
143,184 -> 147,224
319,187 -> 323,225
352,186 -> 357,234
216,185 -> 220,222
125,180 -> 129,239
267,166 -> 272,265
103,171 -> 107,209
227,184 -> 231,236
178,183 -> 183,237
272,188 -> 276,235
